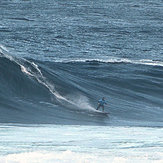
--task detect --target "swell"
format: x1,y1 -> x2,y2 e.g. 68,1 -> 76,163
0,49 -> 163,126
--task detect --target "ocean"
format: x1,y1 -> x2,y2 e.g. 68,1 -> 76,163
0,0 -> 163,162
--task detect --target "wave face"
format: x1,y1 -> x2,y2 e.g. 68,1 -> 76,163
0,47 -> 163,126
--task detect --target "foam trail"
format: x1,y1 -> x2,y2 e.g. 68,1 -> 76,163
0,46 -> 93,110
18,57 -> 94,110
0,44 -> 9,53
20,65 -> 33,76
0,45 -> 64,101
31,62 -> 43,76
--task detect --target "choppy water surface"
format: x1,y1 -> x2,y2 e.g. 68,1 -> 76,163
0,0 -> 163,61
0,0 -> 163,162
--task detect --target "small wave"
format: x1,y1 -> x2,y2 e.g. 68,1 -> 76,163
51,58 -> 163,67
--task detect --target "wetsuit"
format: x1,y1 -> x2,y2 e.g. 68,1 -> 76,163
96,99 -> 107,111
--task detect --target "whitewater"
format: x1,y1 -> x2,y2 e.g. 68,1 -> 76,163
0,0 -> 163,162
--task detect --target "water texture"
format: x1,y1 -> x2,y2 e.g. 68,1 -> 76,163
0,0 -> 163,126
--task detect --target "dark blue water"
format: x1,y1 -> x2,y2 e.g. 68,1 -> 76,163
0,0 -> 163,126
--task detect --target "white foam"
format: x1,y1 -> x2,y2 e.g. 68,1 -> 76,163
0,45 -> 66,103
1,150 -> 163,163
21,63 -> 94,110
0,151 -> 107,163
1,125 -> 163,163
1,44 -> 163,67
20,65 -> 33,76
0,44 -> 9,53
31,62 -> 43,76
54,58 -> 163,67
0,44 -> 13,60
19,59 -> 74,103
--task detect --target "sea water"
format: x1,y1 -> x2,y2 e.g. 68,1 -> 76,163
0,124 -> 163,163
0,0 -> 163,162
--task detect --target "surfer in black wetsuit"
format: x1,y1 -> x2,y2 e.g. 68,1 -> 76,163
96,97 -> 107,112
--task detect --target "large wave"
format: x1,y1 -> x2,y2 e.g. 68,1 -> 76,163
0,46 -> 163,126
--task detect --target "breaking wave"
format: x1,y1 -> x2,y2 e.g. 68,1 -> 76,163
0,46 -> 163,126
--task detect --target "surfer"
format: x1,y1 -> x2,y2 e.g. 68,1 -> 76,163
96,97 -> 107,112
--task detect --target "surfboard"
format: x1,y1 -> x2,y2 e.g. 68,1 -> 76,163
95,110 -> 110,115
